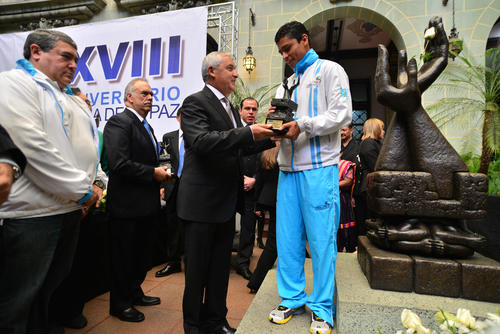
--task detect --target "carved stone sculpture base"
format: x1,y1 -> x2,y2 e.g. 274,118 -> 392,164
357,236 -> 500,303
367,171 -> 487,218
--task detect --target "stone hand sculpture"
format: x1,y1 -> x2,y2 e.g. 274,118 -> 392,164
375,16 -> 468,199
368,17 -> 487,258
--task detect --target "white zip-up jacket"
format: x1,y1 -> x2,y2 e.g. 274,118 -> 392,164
276,58 -> 352,172
0,59 -> 98,219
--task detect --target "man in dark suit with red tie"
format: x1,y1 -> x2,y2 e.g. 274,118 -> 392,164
104,78 -> 170,323
177,52 -> 275,334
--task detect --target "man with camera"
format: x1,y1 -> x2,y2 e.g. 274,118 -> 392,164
268,21 -> 352,334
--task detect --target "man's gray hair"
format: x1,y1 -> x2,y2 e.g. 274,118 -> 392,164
201,51 -> 226,83
124,78 -> 149,103
23,29 -> 77,60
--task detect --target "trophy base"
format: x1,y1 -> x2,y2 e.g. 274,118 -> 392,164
272,127 -> 288,135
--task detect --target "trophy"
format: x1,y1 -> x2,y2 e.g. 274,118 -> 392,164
158,142 -> 172,175
266,77 -> 300,135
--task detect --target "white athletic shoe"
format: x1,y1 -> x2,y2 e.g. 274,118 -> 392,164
309,312 -> 332,334
268,305 -> 305,324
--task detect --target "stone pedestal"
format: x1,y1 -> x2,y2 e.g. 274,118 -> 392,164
236,254 -> 499,334
357,236 -> 500,302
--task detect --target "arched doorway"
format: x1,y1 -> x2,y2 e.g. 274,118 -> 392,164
300,7 -> 405,140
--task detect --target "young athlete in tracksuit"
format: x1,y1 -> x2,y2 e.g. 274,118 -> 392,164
268,21 -> 352,334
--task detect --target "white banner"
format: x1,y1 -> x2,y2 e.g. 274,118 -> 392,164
0,6 -> 207,137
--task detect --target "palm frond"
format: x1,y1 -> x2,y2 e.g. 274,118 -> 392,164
428,46 -> 500,157
230,78 -> 279,111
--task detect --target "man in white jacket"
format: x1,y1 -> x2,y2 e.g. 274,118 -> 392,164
0,29 -> 101,333
267,21 -> 352,334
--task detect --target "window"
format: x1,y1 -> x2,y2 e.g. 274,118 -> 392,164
350,79 -> 370,140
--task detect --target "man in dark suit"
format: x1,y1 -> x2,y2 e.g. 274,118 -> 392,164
0,124 -> 26,205
235,97 -> 260,280
177,52 -> 275,334
104,78 -> 170,323
156,110 -> 184,277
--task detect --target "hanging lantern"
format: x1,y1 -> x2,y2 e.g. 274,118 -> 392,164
243,46 -> 256,73
447,0 -> 463,60
448,27 -> 463,60
243,9 -> 256,74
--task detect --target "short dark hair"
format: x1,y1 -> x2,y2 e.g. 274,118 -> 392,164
274,21 -> 310,45
23,29 -> 77,60
240,97 -> 259,110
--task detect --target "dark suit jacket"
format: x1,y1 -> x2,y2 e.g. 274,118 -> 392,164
254,165 -> 279,208
162,130 -> 180,210
341,139 -> 360,164
0,124 -> 26,171
359,137 -> 383,193
177,86 -> 274,223
241,139 -> 260,200
104,108 -> 161,218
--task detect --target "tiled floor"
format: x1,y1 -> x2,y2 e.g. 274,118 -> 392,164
67,247 -> 264,334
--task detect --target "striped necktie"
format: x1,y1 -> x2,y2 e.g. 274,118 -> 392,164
221,97 -> 236,127
177,137 -> 184,178
142,119 -> 158,155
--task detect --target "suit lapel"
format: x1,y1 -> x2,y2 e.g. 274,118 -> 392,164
231,103 -> 243,128
124,108 -> 158,159
167,131 -> 180,171
203,86 -> 235,129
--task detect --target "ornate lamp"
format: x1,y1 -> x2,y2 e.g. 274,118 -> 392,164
447,0 -> 463,60
243,9 -> 256,74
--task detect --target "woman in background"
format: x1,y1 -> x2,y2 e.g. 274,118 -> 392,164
356,118 -> 384,235
337,159 -> 356,252
247,142 -> 280,293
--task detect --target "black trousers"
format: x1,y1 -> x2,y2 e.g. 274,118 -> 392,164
182,218 -> 235,334
49,212 -> 111,324
166,209 -> 184,263
109,215 -> 155,312
247,206 -> 276,291
236,196 -> 256,268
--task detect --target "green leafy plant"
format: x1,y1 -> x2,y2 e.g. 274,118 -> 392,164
461,153 -> 500,195
428,47 -> 500,175
230,78 -> 279,123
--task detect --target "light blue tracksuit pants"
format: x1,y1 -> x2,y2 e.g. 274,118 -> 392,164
275,165 -> 339,326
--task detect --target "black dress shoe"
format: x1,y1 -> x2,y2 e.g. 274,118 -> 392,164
236,266 -> 252,280
133,295 -> 161,306
62,313 -> 87,329
155,262 -> 182,277
207,324 -> 236,334
110,306 -> 145,322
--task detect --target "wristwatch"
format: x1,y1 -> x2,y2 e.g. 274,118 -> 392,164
93,179 -> 105,190
11,165 -> 21,181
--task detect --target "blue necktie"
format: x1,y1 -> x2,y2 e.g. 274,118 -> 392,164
142,119 -> 158,155
177,137 -> 185,178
